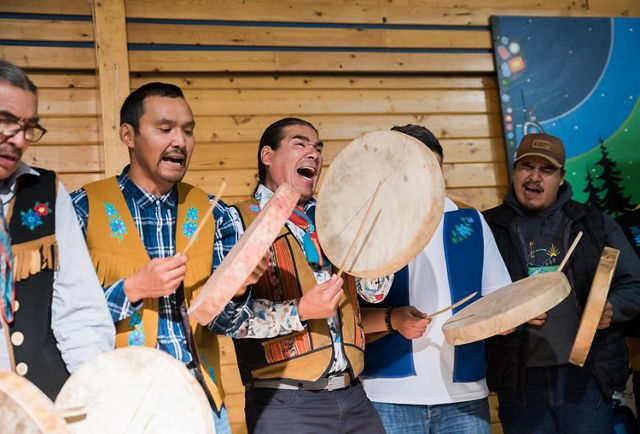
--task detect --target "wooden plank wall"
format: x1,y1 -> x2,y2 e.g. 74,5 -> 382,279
1,1 -> 639,433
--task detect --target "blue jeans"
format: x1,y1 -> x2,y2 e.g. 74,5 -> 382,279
498,365 -> 613,434
213,404 -> 231,434
372,398 -> 490,434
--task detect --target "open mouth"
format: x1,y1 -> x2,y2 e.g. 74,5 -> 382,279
0,152 -> 19,165
524,184 -> 543,197
296,166 -> 317,180
161,153 -> 186,167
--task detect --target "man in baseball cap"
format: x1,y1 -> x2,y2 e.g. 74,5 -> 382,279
482,132 -> 640,433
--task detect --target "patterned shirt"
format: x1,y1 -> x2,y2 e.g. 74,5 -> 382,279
254,185 -> 392,374
71,168 -> 303,365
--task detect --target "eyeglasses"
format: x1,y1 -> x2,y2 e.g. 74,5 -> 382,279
0,118 -> 47,142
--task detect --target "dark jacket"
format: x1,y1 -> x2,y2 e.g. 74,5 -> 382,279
483,185 -> 640,399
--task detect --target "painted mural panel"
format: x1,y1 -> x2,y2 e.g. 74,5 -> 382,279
491,16 -> 640,217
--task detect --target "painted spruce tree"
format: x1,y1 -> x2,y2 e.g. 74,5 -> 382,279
594,138 -> 633,217
583,169 -> 604,209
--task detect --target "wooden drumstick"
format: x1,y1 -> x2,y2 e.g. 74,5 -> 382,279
337,181 -> 383,278
427,291 -> 478,319
180,180 -> 227,256
557,231 -> 583,273
57,405 -> 87,422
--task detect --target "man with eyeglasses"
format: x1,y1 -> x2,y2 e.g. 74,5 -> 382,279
0,60 -> 114,399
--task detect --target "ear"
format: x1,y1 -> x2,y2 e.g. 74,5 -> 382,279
560,168 -> 566,186
260,145 -> 274,168
120,124 -> 135,151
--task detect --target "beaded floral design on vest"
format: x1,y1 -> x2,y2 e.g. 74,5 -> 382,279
182,207 -> 199,238
20,201 -> 52,231
450,216 -> 475,244
104,203 -> 127,242
128,311 -> 145,346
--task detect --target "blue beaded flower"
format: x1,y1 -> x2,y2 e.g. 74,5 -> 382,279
103,202 -> 127,242
21,209 -> 43,231
182,207 -> 199,238
450,216 -> 475,244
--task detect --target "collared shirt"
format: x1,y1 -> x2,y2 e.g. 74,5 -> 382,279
254,185 -> 392,374
0,162 -> 115,372
71,168 -> 305,365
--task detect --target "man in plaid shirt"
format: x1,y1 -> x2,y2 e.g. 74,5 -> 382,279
71,82 -> 304,433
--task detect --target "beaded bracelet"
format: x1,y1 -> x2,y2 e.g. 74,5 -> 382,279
384,306 -> 395,333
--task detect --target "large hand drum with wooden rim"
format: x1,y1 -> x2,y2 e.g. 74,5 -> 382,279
54,347 -> 214,434
442,271 -> 571,345
316,130 -> 445,278
188,183 -> 299,325
569,247 -> 620,367
0,369 -> 70,434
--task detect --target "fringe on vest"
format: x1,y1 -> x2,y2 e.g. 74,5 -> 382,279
89,249 -> 213,290
12,234 -> 58,282
90,250 -> 141,287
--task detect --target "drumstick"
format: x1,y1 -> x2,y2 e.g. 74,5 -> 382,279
337,181 -> 383,278
57,405 -> 87,421
427,291 -> 478,318
557,231 -> 583,273
180,180 -> 227,256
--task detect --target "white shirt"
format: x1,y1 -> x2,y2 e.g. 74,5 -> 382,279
362,198 -> 511,405
0,162 -> 115,372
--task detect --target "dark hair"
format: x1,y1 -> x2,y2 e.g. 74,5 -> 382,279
257,117 -> 318,184
120,82 -> 185,131
391,124 -> 443,161
0,60 -> 37,94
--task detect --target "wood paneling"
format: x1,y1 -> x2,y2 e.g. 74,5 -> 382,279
0,0 -> 91,15
183,89 -> 498,115
132,75 -> 497,90
0,19 -> 94,42
128,50 -> 494,73
126,22 -> 491,49
0,46 -> 96,70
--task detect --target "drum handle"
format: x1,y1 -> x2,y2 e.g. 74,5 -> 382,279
337,180 -> 382,278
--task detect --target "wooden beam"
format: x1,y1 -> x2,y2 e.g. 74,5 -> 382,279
92,0 -> 131,177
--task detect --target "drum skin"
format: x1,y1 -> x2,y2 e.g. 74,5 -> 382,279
442,271 -> 571,345
0,369 -> 69,434
316,130 -> 445,278
54,347 -> 214,434
188,183 -> 299,326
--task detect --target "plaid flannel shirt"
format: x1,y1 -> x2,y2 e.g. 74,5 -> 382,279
71,168 -> 303,365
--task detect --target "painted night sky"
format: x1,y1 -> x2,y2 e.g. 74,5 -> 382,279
491,16 -> 640,207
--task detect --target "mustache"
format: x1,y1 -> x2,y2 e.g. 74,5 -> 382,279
0,143 -> 23,159
524,181 -> 543,191
161,147 -> 187,159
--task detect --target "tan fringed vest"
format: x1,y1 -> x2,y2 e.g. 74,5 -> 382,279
233,199 -> 366,386
83,177 -> 225,409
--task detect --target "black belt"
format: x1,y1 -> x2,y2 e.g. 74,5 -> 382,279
251,372 -> 356,391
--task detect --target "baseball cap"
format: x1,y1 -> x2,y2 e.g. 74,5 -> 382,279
515,133 -> 565,168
